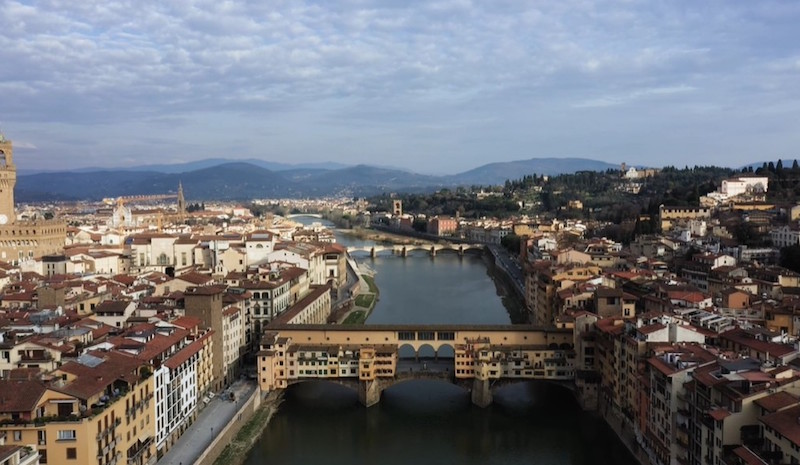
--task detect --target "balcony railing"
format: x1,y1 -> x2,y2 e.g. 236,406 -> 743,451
19,449 -> 40,465
128,437 -> 153,461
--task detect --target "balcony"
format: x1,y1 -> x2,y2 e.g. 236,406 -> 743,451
128,436 -> 153,462
96,419 -> 121,441
19,352 -> 53,364
19,448 -> 40,465
108,451 -> 122,465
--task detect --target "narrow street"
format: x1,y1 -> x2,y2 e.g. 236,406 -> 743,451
159,381 -> 256,465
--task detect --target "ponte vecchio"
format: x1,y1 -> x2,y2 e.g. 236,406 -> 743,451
257,324 -> 577,407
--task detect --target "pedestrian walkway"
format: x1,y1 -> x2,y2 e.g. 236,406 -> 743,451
602,408 -> 652,465
159,381 -> 256,465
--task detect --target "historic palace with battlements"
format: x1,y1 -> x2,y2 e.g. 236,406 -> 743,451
0,133 -> 66,263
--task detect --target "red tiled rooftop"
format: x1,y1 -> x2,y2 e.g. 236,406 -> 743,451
754,391 -> 798,413
761,404 -> 800,447
0,380 -> 46,412
709,408 -> 732,421
163,333 -> 209,370
731,446 -> 768,465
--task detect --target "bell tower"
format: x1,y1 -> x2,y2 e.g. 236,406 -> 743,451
0,132 -> 15,225
177,181 -> 187,218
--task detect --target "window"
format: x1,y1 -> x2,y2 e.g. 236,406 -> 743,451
66,448 -> 77,460
13,430 -> 21,441
57,430 -> 76,441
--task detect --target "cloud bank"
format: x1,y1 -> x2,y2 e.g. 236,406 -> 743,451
2,0 -> 799,172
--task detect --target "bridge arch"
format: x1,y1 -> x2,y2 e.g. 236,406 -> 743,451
436,343 -> 455,359
417,343 -> 436,359
398,343 -> 417,359
285,378 -> 361,395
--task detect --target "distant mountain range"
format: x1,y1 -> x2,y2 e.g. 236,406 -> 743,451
17,158 -> 351,176
16,157 -> 620,201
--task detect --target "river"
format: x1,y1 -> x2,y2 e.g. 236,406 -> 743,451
243,217 -> 637,465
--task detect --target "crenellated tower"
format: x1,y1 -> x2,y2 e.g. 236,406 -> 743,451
0,132 -> 66,263
0,132 -> 16,225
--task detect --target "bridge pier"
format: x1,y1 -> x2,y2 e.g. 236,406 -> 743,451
430,246 -> 436,258
458,245 -> 464,256
370,247 -> 376,258
471,378 -> 492,408
401,247 -> 407,257
359,379 -> 382,407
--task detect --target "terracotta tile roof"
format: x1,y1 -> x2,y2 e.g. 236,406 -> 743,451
269,284 -> 330,326
174,236 -> 199,245
111,274 -> 136,286
638,324 -> 666,334
648,357 -> 679,376
132,329 -> 189,362
164,333 -> 209,370
721,328 -> 797,358
94,300 -> 132,315
731,446 -> 768,465
709,408 -> 732,421
761,404 -> 800,447
0,445 -> 22,463
0,380 -> 47,412
595,317 -> 626,335
171,316 -> 203,330
280,266 -> 307,281
222,306 -> 240,317
754,391 -> 799,413
176,272 -> 214,285
668,290 -> 709,303
6,368 -> 41,380
184,285 -> 226,296
55,351 -> 144,400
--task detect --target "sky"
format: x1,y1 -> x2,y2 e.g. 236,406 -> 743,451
1,0 -> 800,174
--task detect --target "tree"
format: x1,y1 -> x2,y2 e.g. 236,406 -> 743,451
500,233 -> 522,255
780,245 -> 800,274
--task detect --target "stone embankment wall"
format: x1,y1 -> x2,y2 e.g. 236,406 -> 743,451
192,389 -> 262,465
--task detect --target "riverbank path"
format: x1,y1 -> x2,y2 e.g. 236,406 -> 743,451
159,380 -> 257,465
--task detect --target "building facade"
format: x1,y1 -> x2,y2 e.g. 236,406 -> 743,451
0,135 -> 66,264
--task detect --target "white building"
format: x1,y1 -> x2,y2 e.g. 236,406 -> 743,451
770,226 -> 800,248
222,305 -> 244,382
244,231 -> 276,265
721,176 -> 769,197
267,242 -> 325,285
90,299 -> 136,328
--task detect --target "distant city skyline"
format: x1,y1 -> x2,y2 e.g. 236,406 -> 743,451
2,1 -> 800,174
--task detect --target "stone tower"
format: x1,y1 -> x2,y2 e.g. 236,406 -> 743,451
0,132 -> 16,225
177,181 -> 186,218
392,199 -> 402,217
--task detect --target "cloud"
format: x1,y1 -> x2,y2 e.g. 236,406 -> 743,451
573,85 -> 697,109
0,0 -> 799,172
10,141 -> 38,150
